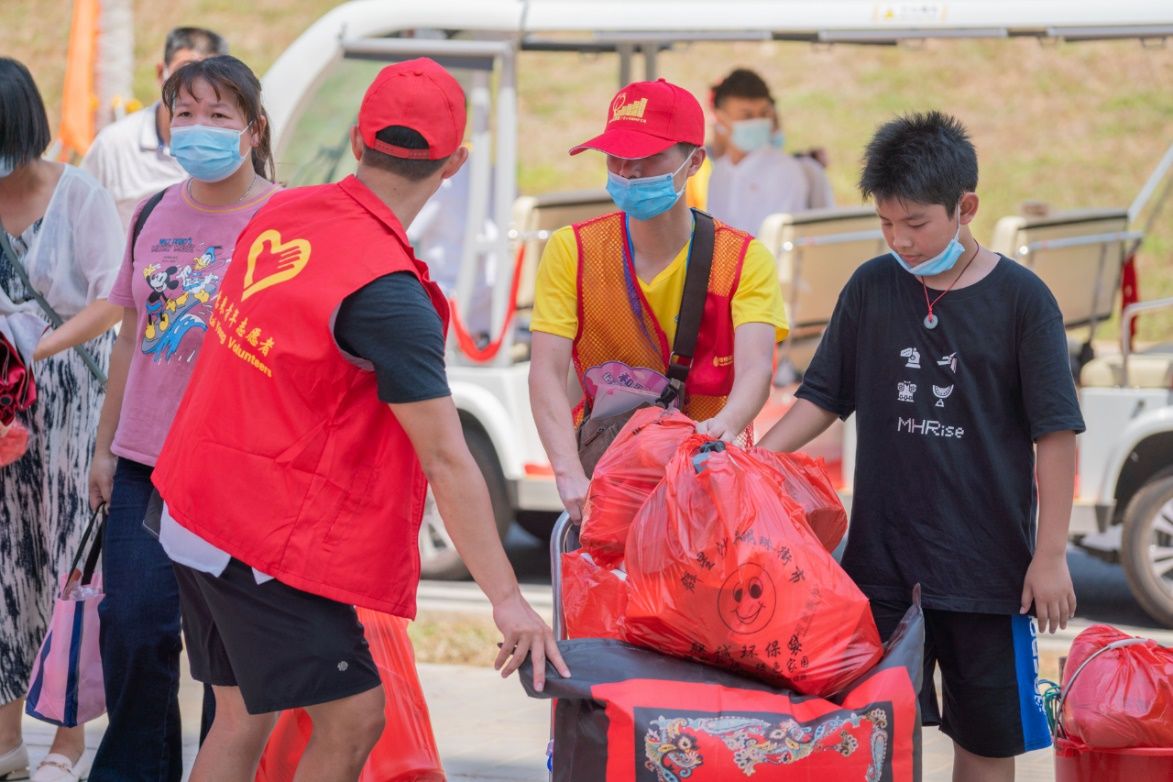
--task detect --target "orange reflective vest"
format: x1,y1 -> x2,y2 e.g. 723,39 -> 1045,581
571,211 -> 750,425
153,175 -> 448,616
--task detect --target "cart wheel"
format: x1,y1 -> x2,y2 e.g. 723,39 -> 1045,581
1121,474 -> 1173,629
419,428 -> 512,580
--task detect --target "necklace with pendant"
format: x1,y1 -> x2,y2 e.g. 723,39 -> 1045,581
921,244 -> 980,330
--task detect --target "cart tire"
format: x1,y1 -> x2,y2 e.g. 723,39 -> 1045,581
419,427 -> 513,580
1121,474 -> 1173,629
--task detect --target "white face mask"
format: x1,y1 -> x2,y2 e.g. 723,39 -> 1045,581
0,158 -> 16,179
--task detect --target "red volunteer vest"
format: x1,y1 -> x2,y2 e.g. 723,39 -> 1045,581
152,175 -> 449,617
572,211 -> 750,425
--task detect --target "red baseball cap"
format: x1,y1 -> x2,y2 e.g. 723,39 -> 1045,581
570,79 -> 704,159
359,58 -> 466,160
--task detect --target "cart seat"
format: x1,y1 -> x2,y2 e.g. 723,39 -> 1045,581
990,208 -> 1132,331
756,207 -> 884,372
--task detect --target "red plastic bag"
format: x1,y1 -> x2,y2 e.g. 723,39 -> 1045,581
562,551 -> 626,640
751,448 -> 847,552
622,436 -> 882,696
1060,624 -> 1173,749
255,609 -> 445,782
581,407 -> 696,566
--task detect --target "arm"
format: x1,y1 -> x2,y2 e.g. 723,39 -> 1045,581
528,331 -> 590,523
89,307 -> 136,508
33,298 -> 122,360
1020,430 -> 1077,633
756,398 -> 838,453
696,322 -> 775,441
392,395 -> 569,689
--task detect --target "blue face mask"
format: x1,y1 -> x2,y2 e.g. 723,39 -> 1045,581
170,124 -> 250,183
606,151 -> 693,221
730,118 -> 772,154
0,158 -> 15,179
770,129 -> 785,150
889,209 -> 965,276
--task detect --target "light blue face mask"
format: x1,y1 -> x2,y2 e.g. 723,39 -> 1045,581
770,130 -> 785,150
170,123 -> 250,183
889,209 -> 965,277
606,151 -> 693,221
730,118 -> 772,154
0,158 -> 15,179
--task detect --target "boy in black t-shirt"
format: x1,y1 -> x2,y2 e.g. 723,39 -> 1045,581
759,112 -> 1084,780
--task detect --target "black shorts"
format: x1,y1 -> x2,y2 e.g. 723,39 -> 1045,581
871,599 -> 1052,758
174,558 -> 380,715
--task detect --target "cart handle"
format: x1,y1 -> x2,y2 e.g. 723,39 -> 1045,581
549,512 -> 578,641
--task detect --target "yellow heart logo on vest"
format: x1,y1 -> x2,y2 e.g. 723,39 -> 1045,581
242,229 -> 311,300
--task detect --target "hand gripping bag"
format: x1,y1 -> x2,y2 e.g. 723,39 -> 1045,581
1059,624 -> 1173,749
581,407 -> 697,566
751,448 -> 847,552
255,609 -> 444,781
562,550 -> 627,640
522,598 -> 925,782
622,437 -> 882,696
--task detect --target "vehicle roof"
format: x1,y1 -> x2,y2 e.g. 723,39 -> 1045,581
263,0 -> 1172,145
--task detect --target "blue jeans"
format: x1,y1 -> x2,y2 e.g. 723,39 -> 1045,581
90,458 -> 213,781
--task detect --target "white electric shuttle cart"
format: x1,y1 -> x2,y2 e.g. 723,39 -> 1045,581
260,1 -> 1173,625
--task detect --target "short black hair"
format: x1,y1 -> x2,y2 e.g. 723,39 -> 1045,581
164,27 -> 228,66
859,111 -> 978,212
0,58 -> 51,166
711,68 -> 772,109
361,126 -> 448,181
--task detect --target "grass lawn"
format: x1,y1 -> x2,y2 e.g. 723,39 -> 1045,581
6,1 -> 1172,339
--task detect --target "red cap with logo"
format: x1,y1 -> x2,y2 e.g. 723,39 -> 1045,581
570,78 -> 704,159
359,58 -> 466,160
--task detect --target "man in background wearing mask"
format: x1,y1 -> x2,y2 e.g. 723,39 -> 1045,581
82,26 -> 228,228
700,68 -> 834,235
528,79 -> 788,523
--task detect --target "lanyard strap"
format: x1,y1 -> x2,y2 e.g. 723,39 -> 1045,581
619,209 -> 716,403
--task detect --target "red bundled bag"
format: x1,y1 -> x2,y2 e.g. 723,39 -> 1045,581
255,609 -> 444,782
580,407 -> 696,566
562,551 -> 626,640
1059,624 -> 1173,749
623,437 -> 882,696
752,448 -> 847,552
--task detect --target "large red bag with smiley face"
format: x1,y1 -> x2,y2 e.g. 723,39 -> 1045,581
622,437 -> 882,696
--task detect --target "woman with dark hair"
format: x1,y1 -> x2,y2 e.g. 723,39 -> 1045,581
87,54 -> 277,782
0,58 -> 124,782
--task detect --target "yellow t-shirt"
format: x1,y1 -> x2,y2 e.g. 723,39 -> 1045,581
530,223 -> 788,344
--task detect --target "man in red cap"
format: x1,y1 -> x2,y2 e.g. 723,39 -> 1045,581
151,58 -> 567,781
528,79 -> 789,522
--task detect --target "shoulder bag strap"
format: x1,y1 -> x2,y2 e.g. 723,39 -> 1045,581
0,219 -> 109,388
660,209 -> 715,404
